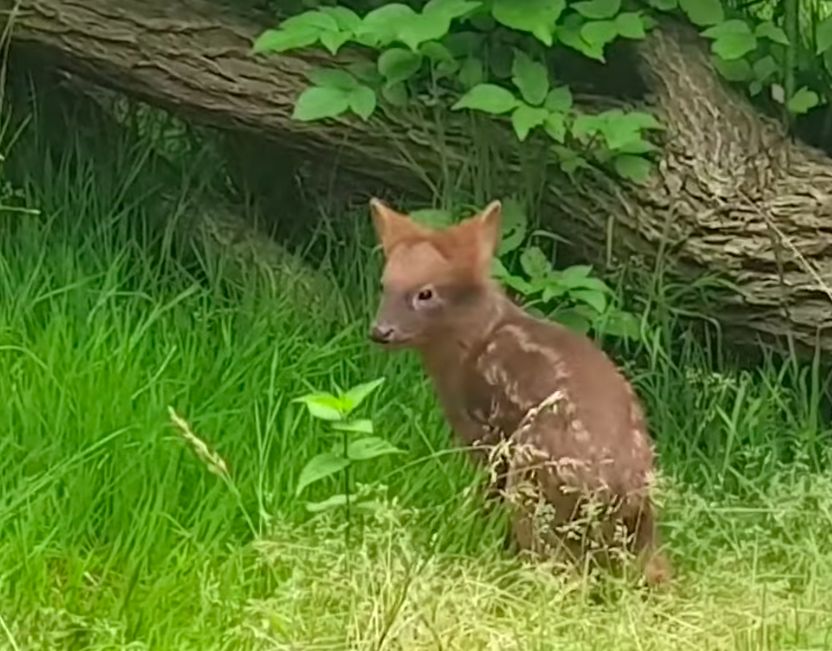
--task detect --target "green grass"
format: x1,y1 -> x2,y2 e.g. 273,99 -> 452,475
1,105 -> 832,650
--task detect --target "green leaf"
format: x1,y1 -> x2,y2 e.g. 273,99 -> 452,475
346,437 -> 404,461
613,154 -> 652,184
296,452 -> 350,496
700,19 -> 751,39
544,112 -> 567,143
679,0 -> 723,27
711,32 -> 757,61
443,31 -> 486,58
452,83 -> 520,114
307,68 -> 359,90
458,56 -> 484,88
378,48 -> 424,86
647,0 -> 676,9
597,311 -> 641,340
341,377 -> 385,414
552,145 -> 590,175
786,87 -> 820,115
497,198 -> 528,255
410,208 -> 454,227
398,13 -> 452,51
358,4 -> 418,47
292,87 -> 351,122
305,493 -> 351,513
382,82 -> 409,106
520,246 -> 550,280
331,419 -> 375,434
817,17 -> 832,55
349,86 -> 377,120
573,0 -> 620,21
570,288 -> 607,314
752,55 -> 777,83
754,21 -> 788,46
281,11 -> 340,33
511,105 -> 549,141
491,0 -> 566,46
615,12 -> 646,39
320,6 -> 362,32
293,391 -> 345,420
544,86 -> 573,112
572,113 -> 604,140
511,49 -> 549,106
557,15 -> 606,61
320,31 -> 351,55
614,137 -> 658,154
552,307 -> 592,334
424,0 -> 481,20
580,20 -> 619,53
252,28 -> 318,54
420,41 -> 455,64
712,55 -> 753,82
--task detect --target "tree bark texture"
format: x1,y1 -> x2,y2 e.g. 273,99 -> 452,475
2,0 -> 831,354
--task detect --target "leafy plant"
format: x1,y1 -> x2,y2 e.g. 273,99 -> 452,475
293,377 -> 401,540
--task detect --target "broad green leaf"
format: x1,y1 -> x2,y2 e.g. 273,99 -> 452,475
341,377 -> 385,414
293,391 -> 345,420
552,307 -> 592,333
296,452 -> 350,496
491,0 -> 566,46
349,86 -> 377,121
817,17 -> 832,55
282,11 -> 339,33
541,283 -> 568,302
305,493 -> 349,512
443,31 -> 486,58
613,154 -> 652,184
378,48 -> 424,86
458,56 -> 484,88
679,0 -> 724,27
647,0 -> 676,10
424,0 -> 481,20
346,437 -> 404,461
331,419 -> 374,434
711,32 -> 757,61
557,16 -> 605,61
544,86 -> 573,112
349,61 -> 383,85
615,12 -> 646,39
786,87 -> 820,115
614,137 -> 658,154
511,49 -> 549,106
621,110 -> 663,130
573,0 -> 620,21
252,28 -> 318,54
320,6 -> 362,32
502,272 -> 536,295
382,82 -> 409,106
398,13 -> 452,51
520,246 -> 550,280
292,86 -> 349,122
570,288 -> 607,314
752,55 -> 777,83
491,256 -> 511,279
580,20 -> 619,54
754,21 -> 788,46
712,55 -> 753,82
700,19 -> 751,39
571,113 -> 604,140
357,4 -> 418,47
552,145 -> 590,175
497,198 -> 528,255
420,41 -> 455,64
320,31 -> 351,54
410,208 -> 454,226
511,105 -> 549,141
452,83 -> 520,114
598,311 -> 641,340
544,112 -> 567,143
307,68 -> 359,91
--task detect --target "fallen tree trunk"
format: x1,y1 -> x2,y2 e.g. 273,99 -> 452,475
3,0 -> 832,354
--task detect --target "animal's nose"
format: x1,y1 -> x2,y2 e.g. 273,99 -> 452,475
369,324 -> 394,343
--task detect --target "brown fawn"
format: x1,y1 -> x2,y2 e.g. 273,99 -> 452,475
367,197 -> 670,587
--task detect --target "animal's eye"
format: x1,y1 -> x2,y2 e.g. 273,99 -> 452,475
416,287 -> 434,302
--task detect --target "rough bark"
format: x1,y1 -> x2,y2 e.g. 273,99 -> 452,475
2,0 -> 831,354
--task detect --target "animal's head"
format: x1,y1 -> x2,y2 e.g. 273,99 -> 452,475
367,198 -> 503,349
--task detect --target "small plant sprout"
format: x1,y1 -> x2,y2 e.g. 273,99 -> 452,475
292,377 -> 402,542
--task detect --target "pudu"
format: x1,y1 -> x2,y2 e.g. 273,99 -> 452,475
367,198 -> 670,586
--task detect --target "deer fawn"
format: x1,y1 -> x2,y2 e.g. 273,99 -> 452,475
368,198 -> 670,587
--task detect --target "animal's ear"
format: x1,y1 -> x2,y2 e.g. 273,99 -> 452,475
369,198 -> 420,256
476,200 -> 502,259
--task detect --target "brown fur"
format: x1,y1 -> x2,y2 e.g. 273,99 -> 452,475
368,198 -> 670,587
